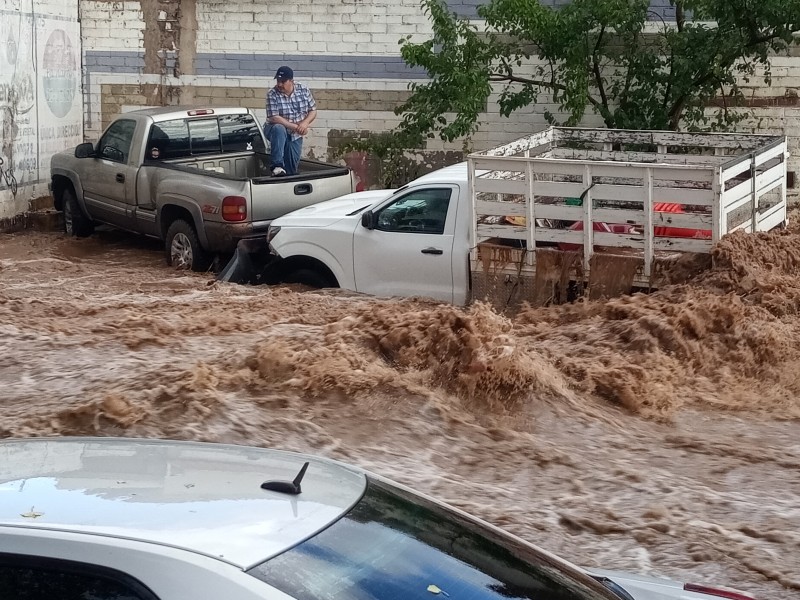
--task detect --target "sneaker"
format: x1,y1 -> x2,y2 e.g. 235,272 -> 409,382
271,166 -> 287,177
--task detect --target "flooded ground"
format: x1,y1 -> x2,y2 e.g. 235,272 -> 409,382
0,227 -> 798,598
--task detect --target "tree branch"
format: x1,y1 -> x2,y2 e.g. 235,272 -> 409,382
592,25 -> 610,118
620,27 -> 640,110
487,73 -> 604,111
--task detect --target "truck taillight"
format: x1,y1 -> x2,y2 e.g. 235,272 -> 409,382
222,196 -> 247,222
684,583 -> 756,600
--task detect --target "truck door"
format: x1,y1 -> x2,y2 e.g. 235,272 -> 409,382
81,119 -> 139,227
353,186 -> 457,303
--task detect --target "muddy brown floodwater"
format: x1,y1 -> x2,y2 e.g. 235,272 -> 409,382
1,226 -> 799,598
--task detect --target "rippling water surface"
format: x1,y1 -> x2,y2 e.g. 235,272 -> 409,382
0,228 -> 798,598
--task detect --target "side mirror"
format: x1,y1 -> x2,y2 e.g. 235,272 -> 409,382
361,210 -> 376,230
74,142 -> 96,159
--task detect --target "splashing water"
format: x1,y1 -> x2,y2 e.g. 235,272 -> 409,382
0,227 -> 798,598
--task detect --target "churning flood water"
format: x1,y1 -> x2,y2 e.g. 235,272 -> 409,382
1,226 -> 799,598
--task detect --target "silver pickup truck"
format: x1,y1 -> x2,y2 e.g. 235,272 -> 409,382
50,106 -> 354,271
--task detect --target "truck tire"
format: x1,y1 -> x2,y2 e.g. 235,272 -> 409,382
62,188 -> 95,238
284,268 -> 333,288
165,219 -> 213,272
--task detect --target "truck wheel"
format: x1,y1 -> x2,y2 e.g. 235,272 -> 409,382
165,219 -> 212,272
284,268 -> 333,288
62,188 -> 94,238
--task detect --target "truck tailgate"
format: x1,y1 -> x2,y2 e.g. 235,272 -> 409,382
250,168 -> 353,222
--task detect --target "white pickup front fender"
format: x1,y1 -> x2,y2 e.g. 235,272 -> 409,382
271,237 -> 355,290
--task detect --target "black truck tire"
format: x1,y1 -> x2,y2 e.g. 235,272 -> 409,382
284,268 -> 334,288
62,188 -> 95,238
165,219 -> 213,272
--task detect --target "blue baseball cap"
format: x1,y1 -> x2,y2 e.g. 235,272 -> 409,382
275,66 -> 294,81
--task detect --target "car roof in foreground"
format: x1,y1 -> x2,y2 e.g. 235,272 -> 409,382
0,437 -> 366,569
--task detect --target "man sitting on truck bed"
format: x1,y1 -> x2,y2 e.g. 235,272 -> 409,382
264,66 -> 317,177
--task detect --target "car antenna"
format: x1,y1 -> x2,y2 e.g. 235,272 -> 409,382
261,462 -> 309,495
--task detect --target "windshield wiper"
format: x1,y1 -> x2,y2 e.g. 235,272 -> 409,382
592,576 -> 636,600
346,204 -> 372,216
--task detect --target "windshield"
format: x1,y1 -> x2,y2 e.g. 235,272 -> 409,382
248,477 -> 613,600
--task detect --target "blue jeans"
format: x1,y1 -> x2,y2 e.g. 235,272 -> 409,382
265,124 -> 303,175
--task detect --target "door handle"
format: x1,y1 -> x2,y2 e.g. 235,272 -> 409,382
116,173 -> 125,183
293,183 -> 312,195
421,247 -> 443,255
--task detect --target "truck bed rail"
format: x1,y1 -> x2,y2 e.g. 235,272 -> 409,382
468,127 -> 788,280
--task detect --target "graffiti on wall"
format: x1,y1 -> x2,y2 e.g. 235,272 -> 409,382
0,8 -> 81,207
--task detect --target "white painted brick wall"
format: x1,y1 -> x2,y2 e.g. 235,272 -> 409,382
196,0 -> 432,55
80,0 -> 144,52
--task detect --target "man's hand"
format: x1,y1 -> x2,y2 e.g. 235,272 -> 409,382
296,110 -> 317,137
269,110 -> 316,136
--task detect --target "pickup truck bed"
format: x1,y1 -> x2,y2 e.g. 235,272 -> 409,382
149,152 -> 352,237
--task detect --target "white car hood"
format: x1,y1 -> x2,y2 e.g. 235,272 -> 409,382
274,189 -> 395,228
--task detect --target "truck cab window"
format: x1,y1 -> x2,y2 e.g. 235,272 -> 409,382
98,119 -> 136,164
220,114 -> 265,153
147,119 -> 190,160
189,118 -> 222,155
376,188 -> 451,234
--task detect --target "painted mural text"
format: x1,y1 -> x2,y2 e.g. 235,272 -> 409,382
0,9 -> 82,217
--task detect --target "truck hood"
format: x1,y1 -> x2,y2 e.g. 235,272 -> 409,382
50,148 -> 80,168
273,189 -> 395,228
52,148 -> 75,161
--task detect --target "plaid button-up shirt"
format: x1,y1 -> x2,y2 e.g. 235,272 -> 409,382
267,82 -> 316,124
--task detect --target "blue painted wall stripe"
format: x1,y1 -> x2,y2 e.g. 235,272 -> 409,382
85,51 -> 429,79
84,51 -> 144,72
445,0 -> 680,20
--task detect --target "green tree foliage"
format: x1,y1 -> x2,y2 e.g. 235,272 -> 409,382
386,0 -> 800,149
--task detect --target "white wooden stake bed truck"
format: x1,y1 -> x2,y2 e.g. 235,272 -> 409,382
469,127 -> 789,308
221,127 -> 788,310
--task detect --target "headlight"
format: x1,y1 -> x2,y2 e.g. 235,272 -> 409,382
267,225 -> 281,243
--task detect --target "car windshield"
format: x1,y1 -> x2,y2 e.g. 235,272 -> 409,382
248,477 -> 613,600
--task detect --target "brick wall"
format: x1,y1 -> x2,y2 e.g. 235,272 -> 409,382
727,58 -> 800,178
77,0 -> 800,193
80,0 -> 437,188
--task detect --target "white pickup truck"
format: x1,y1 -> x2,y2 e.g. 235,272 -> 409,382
220,163 -> 473,304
